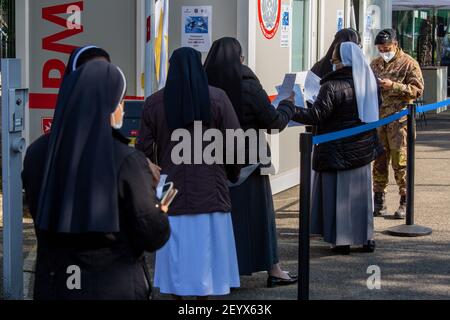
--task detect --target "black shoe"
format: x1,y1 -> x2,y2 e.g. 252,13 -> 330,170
374,192 -> 387,217
267,274 -> 298,288
331,245 -> 351,255
363,240 -> 376,253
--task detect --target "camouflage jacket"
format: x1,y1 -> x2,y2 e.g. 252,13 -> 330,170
371,49 -> 424,119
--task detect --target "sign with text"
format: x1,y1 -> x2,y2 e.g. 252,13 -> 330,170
181,6 -> 212,52
280,4 -> 291,48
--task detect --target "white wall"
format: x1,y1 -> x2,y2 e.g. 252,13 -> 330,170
318,0 -> 346,58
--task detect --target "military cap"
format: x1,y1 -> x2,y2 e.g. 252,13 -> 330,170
375,29 -> 398,45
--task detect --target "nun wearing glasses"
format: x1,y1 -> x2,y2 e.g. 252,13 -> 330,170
293,42 -> 384,255
22,60 -> 170,300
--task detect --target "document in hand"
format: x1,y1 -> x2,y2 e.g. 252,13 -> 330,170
276,84 -> 305,108
271,73 -> 297,108
304,71 -> 321,103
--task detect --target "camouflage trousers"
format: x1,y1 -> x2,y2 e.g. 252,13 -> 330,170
373,120 -> 408,196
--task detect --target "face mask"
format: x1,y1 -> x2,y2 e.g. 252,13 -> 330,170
380,51 -> 396,63
111,104 -> 125,130
332,64 -> 337,72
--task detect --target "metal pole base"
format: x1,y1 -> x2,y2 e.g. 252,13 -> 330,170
386,224 -> 432,237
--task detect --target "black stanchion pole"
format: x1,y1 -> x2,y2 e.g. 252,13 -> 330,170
406,103 -> 416,227
386,104 -> 432,237
298,133 -> 313,300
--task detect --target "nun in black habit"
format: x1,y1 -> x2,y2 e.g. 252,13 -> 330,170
22,60 -> 170,300
138,47 -> 241,298
204,37 -> 297,288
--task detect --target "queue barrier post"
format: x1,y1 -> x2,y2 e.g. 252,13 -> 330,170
298,133 -> 313,300
386,104 -> 432,237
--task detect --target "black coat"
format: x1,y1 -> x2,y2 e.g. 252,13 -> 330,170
22,131 -> 171,300
238,65 -> 295,165
137,86 -> 241,216
293,67 -> 384,172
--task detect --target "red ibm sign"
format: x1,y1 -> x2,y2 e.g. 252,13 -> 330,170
30,1 -> 84,110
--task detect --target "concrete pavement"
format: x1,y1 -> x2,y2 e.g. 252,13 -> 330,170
1,110 -> 450,300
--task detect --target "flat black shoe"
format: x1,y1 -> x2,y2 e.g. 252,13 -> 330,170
331,245 -> 351,255
267,275 -> 298,288
363,240 -> 376,253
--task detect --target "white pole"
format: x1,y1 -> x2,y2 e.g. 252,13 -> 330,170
158,0 -> 169,90
248,0 -> 257,72
145,0 -> 155,98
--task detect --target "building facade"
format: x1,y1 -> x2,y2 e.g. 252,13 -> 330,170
13,0 -> 391,193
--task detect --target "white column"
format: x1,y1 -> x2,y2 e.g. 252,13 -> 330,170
309,0 -> 319,67
144,0 -> 156,98
247,0 -> 257,72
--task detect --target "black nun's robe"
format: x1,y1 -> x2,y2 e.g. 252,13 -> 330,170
22,60 -> 170,300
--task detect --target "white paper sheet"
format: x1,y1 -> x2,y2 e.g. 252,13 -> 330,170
304,71 -> 321,103
276,84 -> 305,108
271,73 -> 297,108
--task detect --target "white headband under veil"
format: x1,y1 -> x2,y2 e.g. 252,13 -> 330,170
72,45 -> 98,72
115,66 -> 127,105
340,42 -> 379,123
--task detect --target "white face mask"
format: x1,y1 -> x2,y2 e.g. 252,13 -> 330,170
380,51 -> 396,63
111,104 -> 125,130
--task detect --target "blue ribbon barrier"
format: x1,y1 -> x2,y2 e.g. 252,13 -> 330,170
313,109 -> 410,145
416,99 -> 450,114
312,98 -> 450,145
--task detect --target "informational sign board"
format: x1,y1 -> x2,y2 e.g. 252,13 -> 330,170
337,10 -> 344,32
280,5 -> 291,48
181,6 -> 212,52
27,0 -> 139,142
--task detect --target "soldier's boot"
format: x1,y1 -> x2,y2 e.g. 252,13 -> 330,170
374,192 -> 387,217
394,196 -> 407,220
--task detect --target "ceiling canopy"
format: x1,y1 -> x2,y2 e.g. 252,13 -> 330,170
393,0 -> 450,10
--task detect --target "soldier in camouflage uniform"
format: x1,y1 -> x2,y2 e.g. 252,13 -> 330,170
370,29 -> 424,219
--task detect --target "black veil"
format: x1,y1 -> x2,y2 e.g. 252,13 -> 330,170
35,60 -> 127,233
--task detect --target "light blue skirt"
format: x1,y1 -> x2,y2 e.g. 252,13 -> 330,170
154,212 -> 240,297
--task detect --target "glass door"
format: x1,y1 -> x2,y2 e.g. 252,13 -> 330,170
291,0 -> 310,72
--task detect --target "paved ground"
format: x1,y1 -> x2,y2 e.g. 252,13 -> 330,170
1,110 -> 449,300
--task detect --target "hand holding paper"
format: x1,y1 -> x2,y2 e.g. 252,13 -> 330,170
304,71 -> 321,104
272,73 -> 297,108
